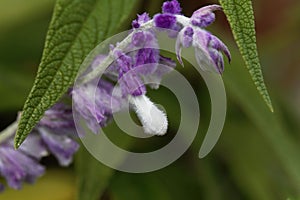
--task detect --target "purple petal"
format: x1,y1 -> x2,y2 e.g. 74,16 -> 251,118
135,48 -> 160,74
39,103 -> 74,129
132,31 -> 146,47
137,13 -> 151,23
18,133 -> 49,160
72,83 -> 102,134
162,0 -> 182,14
193,29 -> 218,72
113,49 -> 147,96
132,13 -> 150,28
209,35 -> 231,63
175,26 -> 194,66
119,70 -> 146,97
182,27 -> 194,47
95,81 -> 124,121
194,47 -> 215,72
39,127 -> 79,166
114,49 -> 133,73
72,79 -> 124,133
208,49 -> 224,73
133,31 -> 160,75
191,5 -> 222,27
0,146 -> 45,189
154,14 -> 177,29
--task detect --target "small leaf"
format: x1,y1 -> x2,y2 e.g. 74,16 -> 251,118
219,0 -> 274,112
15,0 -> 139,148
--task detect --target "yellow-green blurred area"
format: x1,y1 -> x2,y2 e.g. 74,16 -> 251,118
0,170 -> 76,200
0,0 -> 300,200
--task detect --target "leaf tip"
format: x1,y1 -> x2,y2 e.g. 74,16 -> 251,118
14,128 -> 25,149
268,102 -> 274,113
263,93 -> 274,113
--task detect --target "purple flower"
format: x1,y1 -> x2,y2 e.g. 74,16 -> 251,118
192,29 -> 231,73
0,1 -> 232,194
0,103 -> 79,191
162,0 -> 182,14
72,83 -> 103,134
39,127 -> 79,166
96,80 -> 124,120
168,4 -> 230,73
132,13 -> 151,28
0,145 -> 45,190
132,31 -> 146,47
119,70 -> 147,97
14,134 -> 48,160
135,48 -> 159,74
39,103 -> 74,129
182,26 -> 194,47
37,104 -> 79,165
131,29 -> 160,76
75,2 -> 230,141
75,25 -> 175,136
191,5 -> 222,27
154,13 -> 177,29
114,48 -> 173,135
114,49 -> 147,96
72,80 -> 124,134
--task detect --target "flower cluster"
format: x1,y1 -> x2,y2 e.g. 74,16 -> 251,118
153,2 -> 231,73
0,104 -> 79,191
0,0 -> 230,192
73,0 -> 230,136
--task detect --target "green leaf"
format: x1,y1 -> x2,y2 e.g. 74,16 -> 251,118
218,0 -> 274,112
15,0 -> 139,148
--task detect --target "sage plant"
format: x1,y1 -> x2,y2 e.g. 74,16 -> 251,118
0,0 -> 230,191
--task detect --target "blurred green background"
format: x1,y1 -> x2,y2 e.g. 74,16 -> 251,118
0,0 -> 300,199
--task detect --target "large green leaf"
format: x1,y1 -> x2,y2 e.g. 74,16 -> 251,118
15,0 -> 138,148
219,0 -> 274,112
